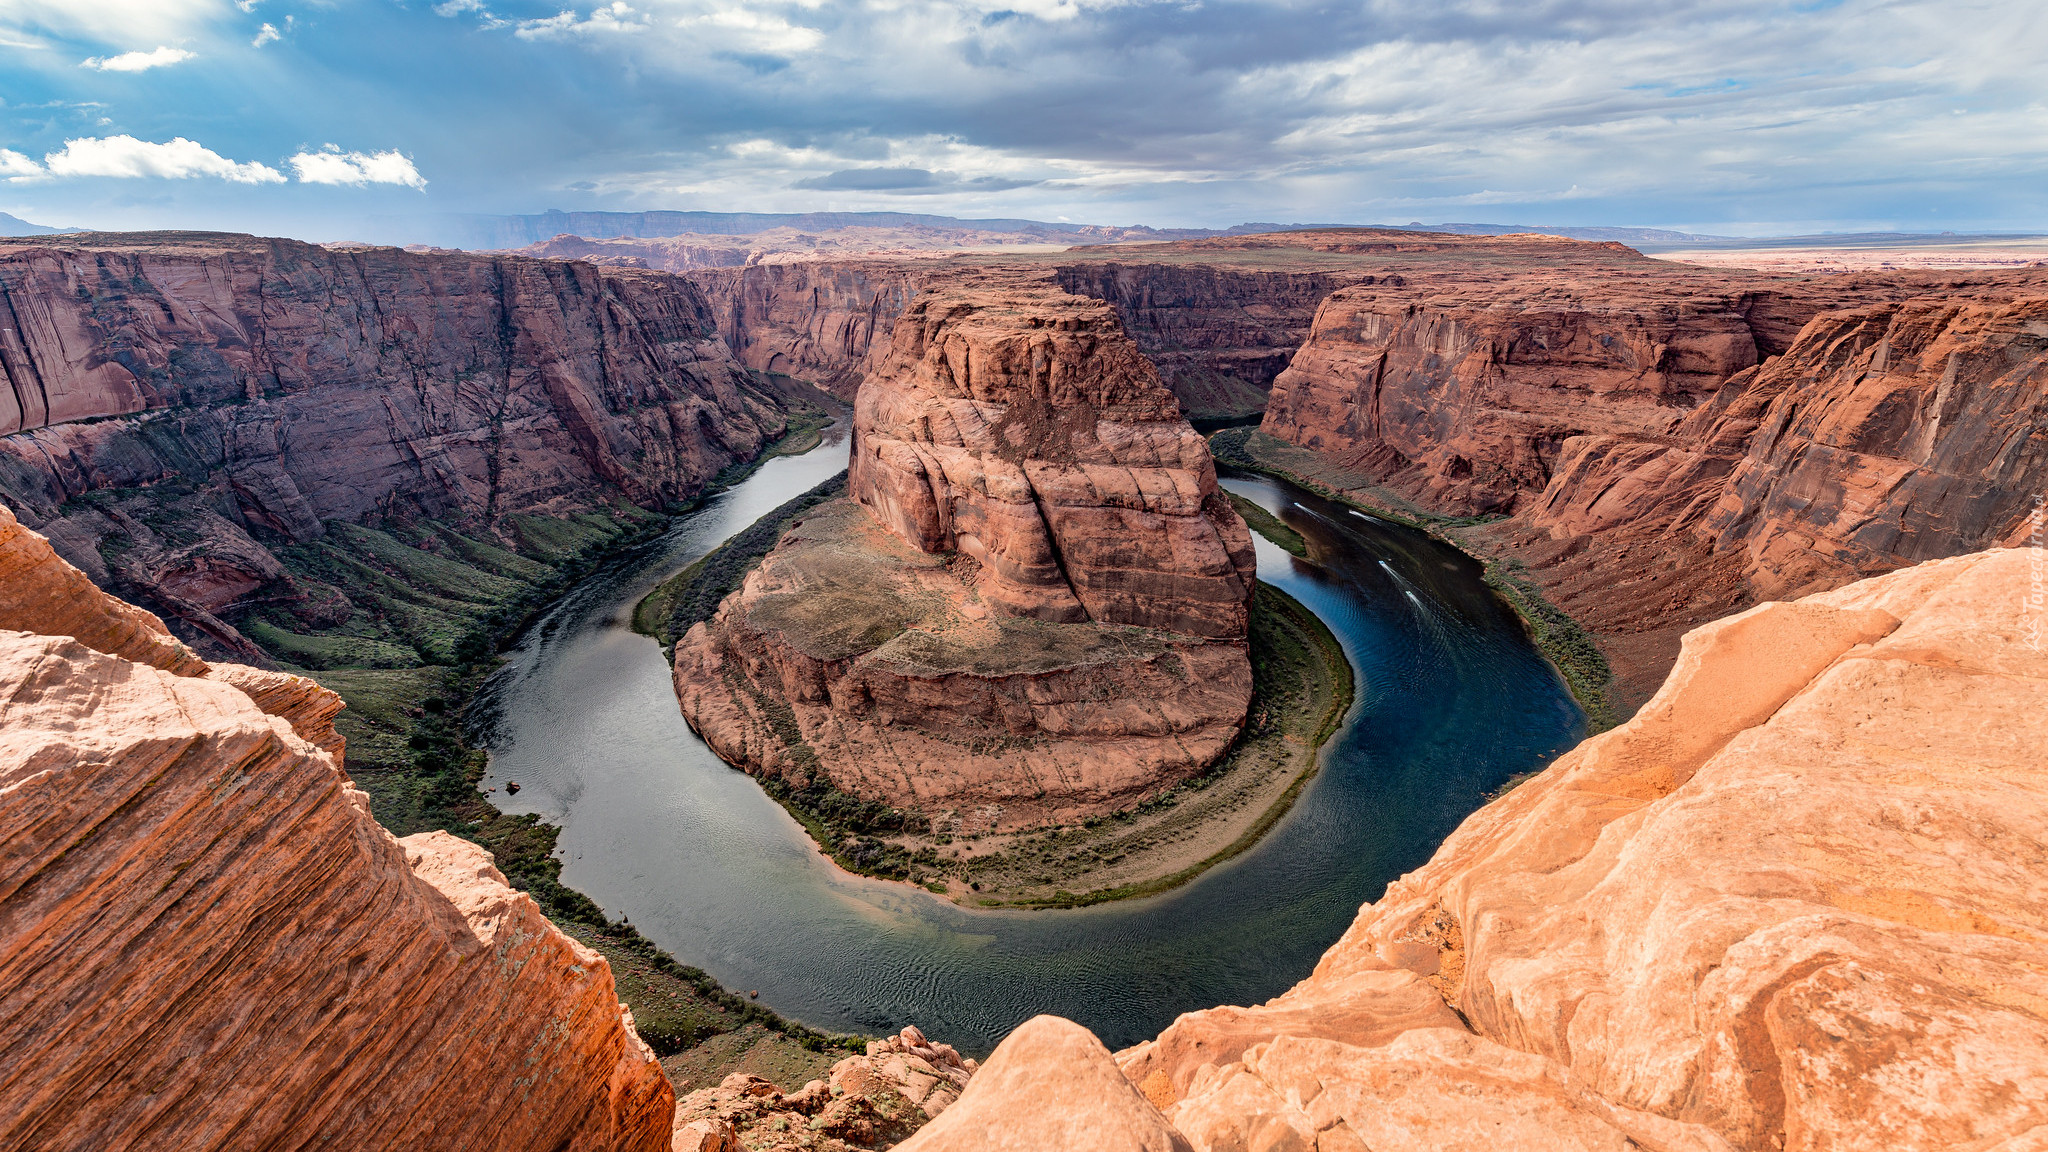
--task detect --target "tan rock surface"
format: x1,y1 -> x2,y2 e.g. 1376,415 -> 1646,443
0,530 -> 673,1151
849,281 -> 1255,639
898,1016 -> 1190,1152
914,548 -> 2048,1152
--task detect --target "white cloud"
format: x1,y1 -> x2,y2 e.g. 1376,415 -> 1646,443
0,0 -> 220,45
40,136 -> 285,184
289,147 -> 428,189
0,149 -> 41,178
80,45 -> 195,72
516,3 -> 649,39
252,22 -> 279,46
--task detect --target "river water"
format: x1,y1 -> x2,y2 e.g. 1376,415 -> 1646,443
474,417 -> 1582,1053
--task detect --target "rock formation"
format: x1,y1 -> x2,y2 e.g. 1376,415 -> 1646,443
672,1026 -> 978,1151
0,231 -> 800,651
690,262 -> 929,397
674,282 -> 1256,827
0,509 -> 673,1151
900,546 -> 2048,1152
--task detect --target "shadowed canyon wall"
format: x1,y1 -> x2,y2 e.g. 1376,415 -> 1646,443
674,280 -> 1257,827
0,504 -> 674,1152
904,546 -> 2048,1152
0,232 -> 804,657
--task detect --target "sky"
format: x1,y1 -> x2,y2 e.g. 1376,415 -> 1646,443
0,0 -> 2044,242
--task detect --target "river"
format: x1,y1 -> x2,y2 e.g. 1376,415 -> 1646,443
473,415 -> 1582,1053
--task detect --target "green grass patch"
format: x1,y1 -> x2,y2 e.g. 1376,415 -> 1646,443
634,471 -> 849,646
1226,490 -> 1306,556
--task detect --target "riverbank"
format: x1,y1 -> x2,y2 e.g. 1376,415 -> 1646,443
1210,426 -> 1621,731
260,408 -> 868,1094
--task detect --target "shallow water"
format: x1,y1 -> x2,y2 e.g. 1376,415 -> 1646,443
473,420 -> 1582,1053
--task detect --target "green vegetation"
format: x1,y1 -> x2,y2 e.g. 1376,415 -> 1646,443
1226,489 -> 1306,556
221,411 -> 868,1074
1211,425 -> 1620,731
1481,558 -> 1617,731
633,471 -> 849,646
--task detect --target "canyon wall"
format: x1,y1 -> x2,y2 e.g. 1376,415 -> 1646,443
904,546 -> 2048,1152
690,257 -> 1354,419
0,504 -> 673,1152
673,281 -> 1257,827
0,232 -> 798,653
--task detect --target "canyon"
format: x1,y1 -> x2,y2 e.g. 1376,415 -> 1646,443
4,224 -> 2045,1151
672,279 -> 1260,832
905,544 -> 2048,1152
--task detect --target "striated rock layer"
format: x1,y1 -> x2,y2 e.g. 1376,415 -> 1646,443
0,509 -> 673,1151
0,231 -> 798,650
903,546 -> 2048,1152
676,282 -> 1256,826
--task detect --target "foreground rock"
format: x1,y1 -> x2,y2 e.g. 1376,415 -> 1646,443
672,1026 -> 977,1151
0,513 -> 672,1151
903,547 -> 2048,1151
675,282 -> 1255,828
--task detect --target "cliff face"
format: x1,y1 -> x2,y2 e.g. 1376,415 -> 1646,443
0,232 -> 795,651
1528,291 -> 2048,596
0,506 -> 672,1152
1054,262 -> 1345,421
673,282 -> 1256,827
904,546 -> 2048,1152
690,257 -> 1352,420
689,261 -> 929,398
849,282 -> 1256,638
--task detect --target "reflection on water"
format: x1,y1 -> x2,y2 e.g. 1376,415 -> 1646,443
473,422 -> 1582,1053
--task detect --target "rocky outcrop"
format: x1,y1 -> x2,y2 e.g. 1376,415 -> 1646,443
906,546 -> 2048,1151
674,282 -> 1256,827
672,1026 -> 978,1151
913,545 -> 2048,1147
903,1017 -> 1188,1152
0,512 -> 673,1151
849,282 -> 1255,638
0,231 -> 797,647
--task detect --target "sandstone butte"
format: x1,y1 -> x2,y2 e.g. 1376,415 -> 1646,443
0,231 -> 802,658
900,544 -> 2048,1152
672,279 -> 1258,828
0,502 -> 676,1151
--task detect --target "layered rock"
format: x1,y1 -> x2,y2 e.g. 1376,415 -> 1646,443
0,512 -> 673,1151
0,231 -> 796,648
849,283 -> 1256,638
675,282 -> 1256,826
690,262 -> 929,397
904,546 -> 2048,1151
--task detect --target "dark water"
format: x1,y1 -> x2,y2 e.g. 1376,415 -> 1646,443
474,418 -> 1582,1054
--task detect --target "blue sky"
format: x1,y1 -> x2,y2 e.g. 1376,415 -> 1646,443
0,0 -> 2043,241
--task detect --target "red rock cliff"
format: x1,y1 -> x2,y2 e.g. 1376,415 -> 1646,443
902,546 -> 2048,1152
849,281 -> 1255,639
0,506 -> 673,1152
0,232 -> 798,645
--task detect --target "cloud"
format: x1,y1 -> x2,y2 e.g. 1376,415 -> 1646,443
252,22 -> 279,47
791,167 -> 1039,194
80,46 -> 195,72
289,147 -> 428,189
0,0 -> 218,45
515,3 -> 649,39
0,149 -> 41,178
40,136 -> 285,184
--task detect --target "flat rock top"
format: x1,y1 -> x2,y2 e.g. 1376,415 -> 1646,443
740,499 -> 1184,675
